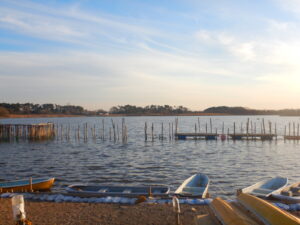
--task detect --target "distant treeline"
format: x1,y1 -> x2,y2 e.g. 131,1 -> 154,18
0,103 -> 87,115
1,103 -> 300,117
109,105 -> 189,114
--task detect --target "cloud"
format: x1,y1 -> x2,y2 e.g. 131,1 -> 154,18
0,0 -> 164,51
1,0 -> 300,109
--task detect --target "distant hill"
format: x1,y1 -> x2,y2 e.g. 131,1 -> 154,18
203,106 -> 300,116
203,106 -> 276,115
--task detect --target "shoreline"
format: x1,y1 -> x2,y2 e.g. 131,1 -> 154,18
0,113 -> 284,119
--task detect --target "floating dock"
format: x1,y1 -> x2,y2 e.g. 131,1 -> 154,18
229,133 -> 277,141
175,133 -> 218,140
284,135 -> 300,140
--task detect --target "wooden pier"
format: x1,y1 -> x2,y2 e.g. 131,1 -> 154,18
175,133 -> 218,140
0,123 -> 55,142
284,122 -> 300,140
284,135 -> 300,140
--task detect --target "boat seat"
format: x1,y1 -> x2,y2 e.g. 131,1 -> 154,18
291,187 -> 300,193
182,187 -> 205,195
98,188 -> 108,193
251,188 -> 273,195
123,189 -> 132,193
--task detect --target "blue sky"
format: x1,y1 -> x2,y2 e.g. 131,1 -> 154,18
1,0 -> 300,110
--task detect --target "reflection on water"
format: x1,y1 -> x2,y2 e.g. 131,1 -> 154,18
0,115 -> 299,198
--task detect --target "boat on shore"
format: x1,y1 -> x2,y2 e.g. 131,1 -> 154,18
175,173 -> 209,198
0,177 -> 55,193
66,184 -> 170,197
271,181 -> 300,203
239,176 -> 288,198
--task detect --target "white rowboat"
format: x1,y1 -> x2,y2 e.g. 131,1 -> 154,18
241,176 -> 288,198
175,174 -> 209,198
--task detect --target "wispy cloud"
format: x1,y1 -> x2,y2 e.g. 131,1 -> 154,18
1,0 -> 300,109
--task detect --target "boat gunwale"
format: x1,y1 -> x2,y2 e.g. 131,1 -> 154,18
241,176 -> 288,197
175,173 -> 210,198
66,184 -> 171,196
0,177 -> 55,188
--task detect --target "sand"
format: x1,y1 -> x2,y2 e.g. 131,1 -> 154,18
1,198 -> 299,225
0,199 -> 211,225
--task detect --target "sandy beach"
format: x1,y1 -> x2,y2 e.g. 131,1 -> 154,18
0,198 -> 212,225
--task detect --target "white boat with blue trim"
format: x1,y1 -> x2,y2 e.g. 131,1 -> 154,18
240,176 -> 288,198
175,173 -> 209,198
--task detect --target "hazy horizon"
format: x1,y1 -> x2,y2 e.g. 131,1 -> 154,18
1,0 -> 300,110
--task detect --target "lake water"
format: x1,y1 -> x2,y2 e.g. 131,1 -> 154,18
0,115 -> 299,199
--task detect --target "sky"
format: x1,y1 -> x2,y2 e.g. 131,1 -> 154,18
1,0 -> 300,110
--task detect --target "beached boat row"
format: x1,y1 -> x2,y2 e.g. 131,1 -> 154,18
0,175 -> 299,202
64,173 -> 210,198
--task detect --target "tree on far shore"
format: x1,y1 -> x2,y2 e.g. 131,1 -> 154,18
0,107 -> 9,117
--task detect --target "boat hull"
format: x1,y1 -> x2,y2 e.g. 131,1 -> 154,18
175,174 -> 209,198
66,185 -> 170,197
241,177 -> 288,198
271,181 -> 300,203
0,178 -> 55,193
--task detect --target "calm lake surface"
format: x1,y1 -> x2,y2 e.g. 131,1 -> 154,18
0,115 -> 299,199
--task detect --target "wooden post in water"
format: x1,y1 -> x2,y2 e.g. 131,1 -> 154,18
151,123 -> 154,142
111,119 -> 116,142
262,119 -> 266,134
289,122 -> 291,136
61,124 -> 63,141
121,118 -> 124,143
284,125 -> 286,137
246,118 -> 249,136
222,122 -> 224,135
198,118 -> 200,133
29,177 -> 33,192
169,123 -> 171,141
275,123 -> 277,140
161,123 -> 164,140
144,122 -> 147,141
117,124 -> 119,141
77,125 -> 80,141
102,119 -> 105,140
293,122 -> 296,137
109,127 -> 112,141
233,122 -> 236,136
210,118 -> 212,133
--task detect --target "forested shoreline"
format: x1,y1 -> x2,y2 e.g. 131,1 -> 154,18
1,103 -> 300,117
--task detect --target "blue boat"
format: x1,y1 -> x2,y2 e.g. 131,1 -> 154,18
66,184 -> 170,197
